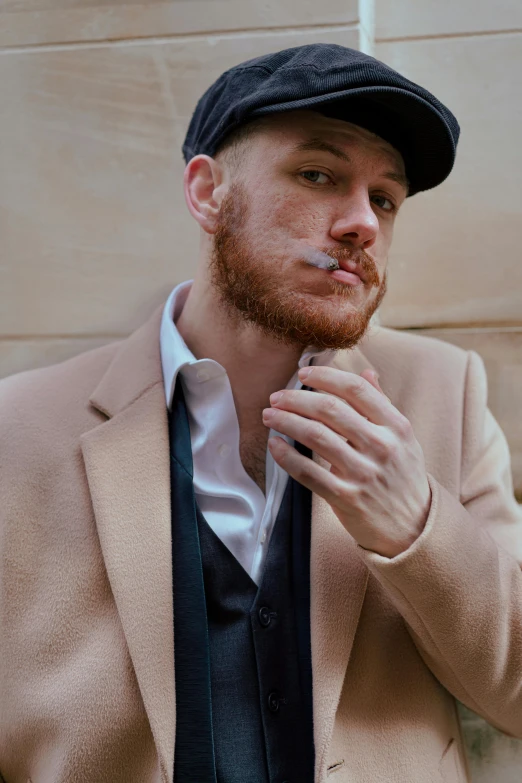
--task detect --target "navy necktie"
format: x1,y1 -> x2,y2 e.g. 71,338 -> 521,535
169,375 -> 217,782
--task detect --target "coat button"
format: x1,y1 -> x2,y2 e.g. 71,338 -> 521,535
267,691 -> 280,713
258,606 -> 276,627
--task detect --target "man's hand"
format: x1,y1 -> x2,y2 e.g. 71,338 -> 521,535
262,366 -> 432,558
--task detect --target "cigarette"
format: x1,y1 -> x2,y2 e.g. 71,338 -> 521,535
301,247 -> 339,271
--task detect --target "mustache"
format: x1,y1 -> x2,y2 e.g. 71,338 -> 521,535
305,245 -> 380,287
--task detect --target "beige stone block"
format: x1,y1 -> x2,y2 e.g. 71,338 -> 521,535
0,0 -> 359,47
0,26 -> 360,338
0,337 -> 117,380
411,328 -> 522,497
376,33 -> 522,329
376,0 -> 522,40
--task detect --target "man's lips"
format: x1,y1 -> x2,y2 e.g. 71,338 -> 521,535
301,245 -> 373,284
334,258 -> 368,284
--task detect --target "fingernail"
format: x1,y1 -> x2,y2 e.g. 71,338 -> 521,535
270,391 -> 283,404
299,367 -> 311,379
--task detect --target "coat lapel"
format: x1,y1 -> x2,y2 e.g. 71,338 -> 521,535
80,305 -> 175,783
310,339 -> 377,777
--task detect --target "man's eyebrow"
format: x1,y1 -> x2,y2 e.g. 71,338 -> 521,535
290,137 -> 410,194
382,169 -> 410,193
291,138 -> 351,164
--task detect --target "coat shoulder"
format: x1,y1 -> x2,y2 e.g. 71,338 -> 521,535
351,326 -> 472,398
0,340 -> 122,446
362,325 -> 469,372
340,327 -> 474,433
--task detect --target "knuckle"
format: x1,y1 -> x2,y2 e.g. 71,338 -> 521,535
323,394 -> 339,408
294,457 -> 315,485
386,441 -> 401,462
357,469 -> 374,487
366,433 -> 390,461
313,425 -> 330,450
363,459 -> 382,484
394,414 -> 413,438
378,432 -> 400,462
364,427 -> 394,461
301,418 -> 314,436
299,459 -> 315,481
351,377 -> 367,397
330,475 -> 351,503
322,393 -> 339,414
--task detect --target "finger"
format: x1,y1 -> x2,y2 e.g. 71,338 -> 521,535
360,369 -> 390,401
360,368 -> 380,390
298,365 -> 401,428
269,388 -> 383,453
263,407 -> 373,480
268,436 -> 357,506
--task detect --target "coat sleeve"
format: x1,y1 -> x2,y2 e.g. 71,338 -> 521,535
357,349 -> 522,738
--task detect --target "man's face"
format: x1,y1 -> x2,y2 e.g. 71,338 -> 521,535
209,110 -> 408,351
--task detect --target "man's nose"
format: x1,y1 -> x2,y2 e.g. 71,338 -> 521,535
329,190 -> 379,250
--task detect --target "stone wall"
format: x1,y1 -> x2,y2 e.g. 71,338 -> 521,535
1,0 -> 521,778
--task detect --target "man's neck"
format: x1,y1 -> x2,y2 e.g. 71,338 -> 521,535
175,276 -> 304,421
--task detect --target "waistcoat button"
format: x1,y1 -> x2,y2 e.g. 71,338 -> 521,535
258,606 -> 276,627
267,691 -> 280,713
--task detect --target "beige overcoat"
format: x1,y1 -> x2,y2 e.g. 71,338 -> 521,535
1,304 -> 522,783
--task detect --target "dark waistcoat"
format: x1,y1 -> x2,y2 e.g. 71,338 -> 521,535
169,376 -> 315,783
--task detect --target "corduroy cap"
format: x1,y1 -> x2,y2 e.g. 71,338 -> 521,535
182,43 -> 460,196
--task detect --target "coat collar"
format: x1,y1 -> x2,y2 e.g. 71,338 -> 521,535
88,303 -> 165,418
81,302 -> 377,782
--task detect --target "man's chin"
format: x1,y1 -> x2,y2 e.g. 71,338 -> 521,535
250,311 -> 374,352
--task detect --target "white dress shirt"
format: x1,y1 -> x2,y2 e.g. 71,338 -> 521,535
160,280 -> 336,585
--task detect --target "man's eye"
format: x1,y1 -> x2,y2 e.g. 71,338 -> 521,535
371,194 -> 395,212
300,170 -> 330,184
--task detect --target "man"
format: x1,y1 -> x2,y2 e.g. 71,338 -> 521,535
0,43 -> 521,783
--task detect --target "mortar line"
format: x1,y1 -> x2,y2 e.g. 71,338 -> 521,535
0,333 -> 128,341
401,324 -> 522,332
376,27 -> 522,44
0,21 -> 359,55
2,325 -> 522,341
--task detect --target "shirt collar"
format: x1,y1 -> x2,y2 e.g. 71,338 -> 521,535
160,280 -> 337,410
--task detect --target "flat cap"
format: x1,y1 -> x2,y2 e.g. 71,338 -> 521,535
182,43 -> 460,196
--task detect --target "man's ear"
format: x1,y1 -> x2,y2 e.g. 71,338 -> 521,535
183,154 -> 227,234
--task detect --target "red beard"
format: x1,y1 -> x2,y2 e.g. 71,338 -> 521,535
209,182 -> 387,351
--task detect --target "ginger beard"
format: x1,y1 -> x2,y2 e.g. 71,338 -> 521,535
209,181 -> 388,351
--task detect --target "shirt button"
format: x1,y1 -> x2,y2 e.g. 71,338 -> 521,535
196,368 -> 210,381
267,691 -> 280,713
218,443 -> 230,458
260,530 -> 267,544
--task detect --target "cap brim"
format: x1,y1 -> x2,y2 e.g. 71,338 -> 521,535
249,86 -> 456,195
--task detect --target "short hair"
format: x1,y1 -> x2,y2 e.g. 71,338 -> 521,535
214,116 -> 272,171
